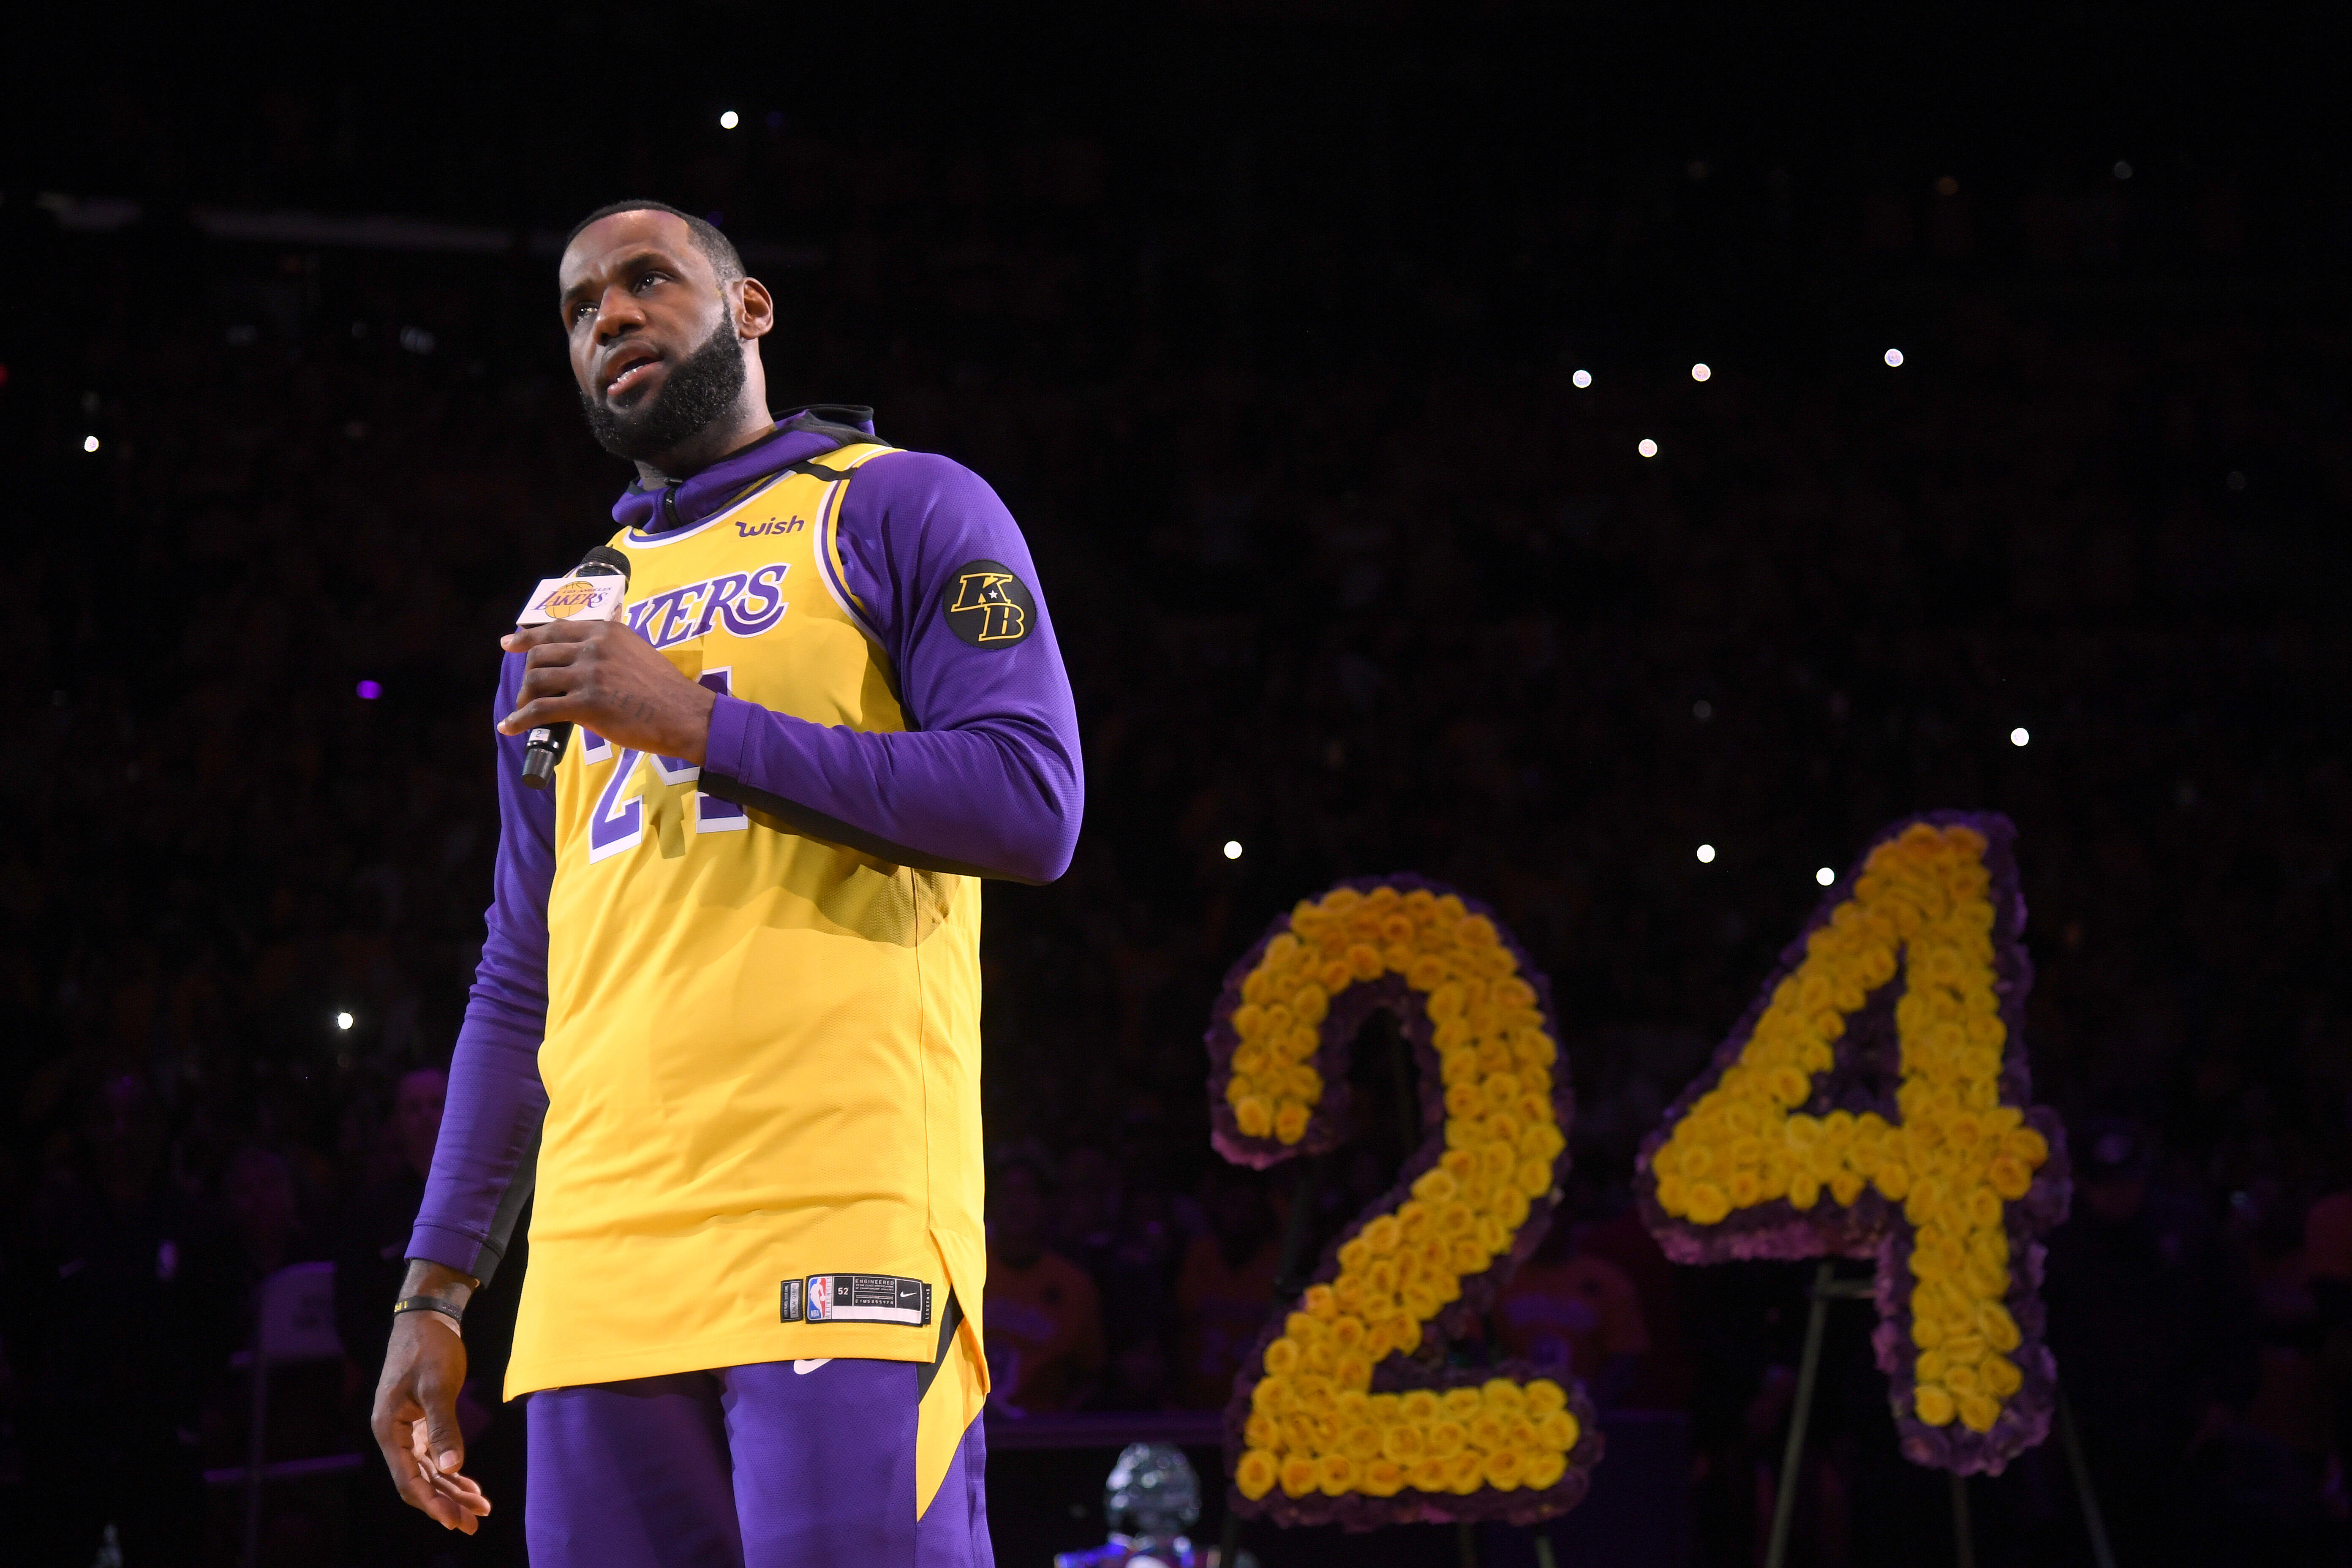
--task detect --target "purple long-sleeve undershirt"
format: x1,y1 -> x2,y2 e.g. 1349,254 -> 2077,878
408,423 -> 1083,1280
406,654 -> 554,1279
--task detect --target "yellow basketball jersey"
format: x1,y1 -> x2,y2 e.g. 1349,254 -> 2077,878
507,444 -> 991,1483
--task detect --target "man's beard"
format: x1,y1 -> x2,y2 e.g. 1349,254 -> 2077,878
578,316 -> 748,463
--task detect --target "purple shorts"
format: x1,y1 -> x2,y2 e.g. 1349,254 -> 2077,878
524,1358 -> 992,1568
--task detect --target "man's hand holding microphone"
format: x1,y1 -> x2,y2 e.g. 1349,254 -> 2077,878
500,544 -> 717,769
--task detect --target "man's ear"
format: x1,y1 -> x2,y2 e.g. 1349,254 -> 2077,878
735,277 -> 776,340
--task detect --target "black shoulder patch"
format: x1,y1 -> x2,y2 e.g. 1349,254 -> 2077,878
941,559 -> 1036,649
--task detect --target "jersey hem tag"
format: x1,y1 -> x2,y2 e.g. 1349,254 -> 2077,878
790,1273 -> 933,1326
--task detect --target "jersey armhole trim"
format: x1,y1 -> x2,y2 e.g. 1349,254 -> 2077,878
814,445 -> 896,651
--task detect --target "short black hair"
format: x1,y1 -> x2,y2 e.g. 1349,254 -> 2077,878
564,199 -> 744,284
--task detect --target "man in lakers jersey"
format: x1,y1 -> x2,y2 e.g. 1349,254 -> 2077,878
370,200 -> 1082,1566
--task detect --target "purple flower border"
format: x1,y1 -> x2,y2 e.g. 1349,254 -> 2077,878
1632,810 -> 2073,1476
1204,874 -> 1602,1528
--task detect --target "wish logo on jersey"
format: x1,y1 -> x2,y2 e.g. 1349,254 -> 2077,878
735,515 -> 806,539
622,562 -> 791,648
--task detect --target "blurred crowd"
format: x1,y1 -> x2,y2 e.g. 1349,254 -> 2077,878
3,39 -> 2350,1567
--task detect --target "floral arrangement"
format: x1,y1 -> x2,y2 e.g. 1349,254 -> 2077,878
1639,813 -> 2071,1474
1206,877 -> 1603,1529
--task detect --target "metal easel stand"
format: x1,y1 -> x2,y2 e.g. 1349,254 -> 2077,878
1762,1261 -> 2118,1568
1763,1263 -> 1872,1568
2055,1385 -> 2119,1568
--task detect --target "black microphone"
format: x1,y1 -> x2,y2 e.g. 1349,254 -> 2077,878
520,544 -> 632,790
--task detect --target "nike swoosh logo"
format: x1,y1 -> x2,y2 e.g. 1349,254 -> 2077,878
793,1358 -> 833,1375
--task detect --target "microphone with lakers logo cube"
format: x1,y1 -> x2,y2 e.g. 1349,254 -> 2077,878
515,545 -> 633,789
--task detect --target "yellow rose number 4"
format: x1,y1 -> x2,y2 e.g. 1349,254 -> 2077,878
1641,814 -> 2071,1475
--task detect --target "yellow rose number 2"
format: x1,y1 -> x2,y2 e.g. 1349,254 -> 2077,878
1641,813 -> 2071,1474
1209,878 -> 1602,1528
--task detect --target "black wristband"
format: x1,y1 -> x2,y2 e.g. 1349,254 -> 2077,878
393,1295 -> 466,1326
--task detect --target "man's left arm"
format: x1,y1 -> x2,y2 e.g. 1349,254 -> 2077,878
699,450 -> 1083,881
499,450 -> 1082,881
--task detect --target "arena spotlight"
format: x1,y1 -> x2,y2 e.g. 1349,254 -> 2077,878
720,110 -> 740,129
1223,840 -> 1244,860
1638,438 -> 1659,458
1690,363 -> 1711,382
1696,844 -> 1716,864
1816,867 -> 1836,886
335,1011 -> 355,1031
82,434 -> 99,452
1572,369 -> 1592,389
2010,727 -> 2031,747
1884,348 -> 1905,368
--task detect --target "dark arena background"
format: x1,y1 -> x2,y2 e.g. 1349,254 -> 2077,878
5,7 -> 2349,1567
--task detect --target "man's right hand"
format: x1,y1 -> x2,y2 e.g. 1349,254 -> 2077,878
370,1261 -> 493,1533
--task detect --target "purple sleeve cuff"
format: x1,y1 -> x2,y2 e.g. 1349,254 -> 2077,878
406,651 -> 554,1280
696,450 -> 1083,883
405,1222 -> 495,1275
705,690 -> 755,780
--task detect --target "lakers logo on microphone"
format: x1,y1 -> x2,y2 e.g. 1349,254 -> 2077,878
518,571 -> 627,626
542,578 -> 605,619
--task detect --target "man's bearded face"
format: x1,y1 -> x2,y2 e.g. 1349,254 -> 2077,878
578,310 -> 747,463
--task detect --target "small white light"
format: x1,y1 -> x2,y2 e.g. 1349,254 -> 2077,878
1696,844 -> 1716,864
1571,368 -> 1592,389
82,435 -> 100,452
1222,840 -> 1243,860
335,1011 -> 354,1031
2010,727 -> 2030,748
720,110 -> 740,130
1884,348 -> 1905,368
2112,160 -> 2132,180
1816,866 -> 1835,887
1690,362 -> 1711,383
1638,438 -> 1659,458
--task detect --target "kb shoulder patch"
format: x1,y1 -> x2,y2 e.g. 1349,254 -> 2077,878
942,558 -> 1036,649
